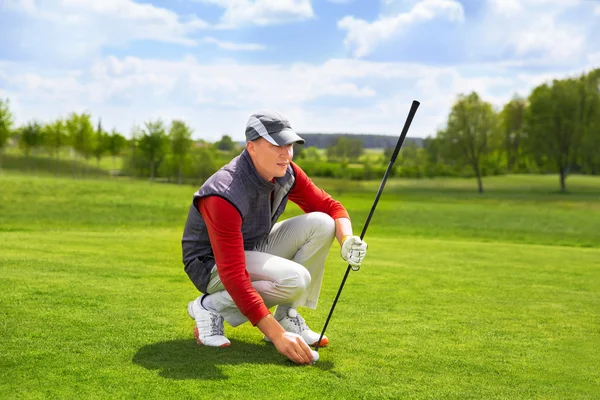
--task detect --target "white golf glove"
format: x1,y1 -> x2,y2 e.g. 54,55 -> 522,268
341,235 -> 368,271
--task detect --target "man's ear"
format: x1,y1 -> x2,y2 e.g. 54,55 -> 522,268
247,139 -> 261,155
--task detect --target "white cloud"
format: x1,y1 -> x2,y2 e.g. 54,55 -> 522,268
589,52 -> 600,66
595,5 -> 600,15
510,16 -> 583,60
2,55 -> 585,142
338,0 -> 465,57
2,1 -> 597,143
483,0 -> 586,64
4,0 -> 208,60
487,0 -> 522,15
4,0 -> 36,13
203,37 -> 265,51
197,0 -> 314,28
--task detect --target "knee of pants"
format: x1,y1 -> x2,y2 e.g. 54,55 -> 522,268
279,267 -> 311,301
307,212 -> 335,240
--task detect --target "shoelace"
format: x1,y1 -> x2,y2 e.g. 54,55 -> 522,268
288,313 -> 309,332
209,313 -> 225,336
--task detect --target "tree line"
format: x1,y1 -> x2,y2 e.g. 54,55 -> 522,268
433,68 -> 600,192
0,68 -> 598,192
298,133 -> 423,149
298,68 -> 599,192
0,106 -> 228,185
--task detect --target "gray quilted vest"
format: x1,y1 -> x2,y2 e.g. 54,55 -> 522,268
181,149 -> 296,293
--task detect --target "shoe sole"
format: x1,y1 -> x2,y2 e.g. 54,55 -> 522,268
194,326 -> 231,348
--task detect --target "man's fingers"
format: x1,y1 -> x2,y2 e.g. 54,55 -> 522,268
349,237 -> 367,248
290,349 -> 310,365
291,335 -> 313,364
291,350 -> 306,364
350,250 -> 366,258
298,337 -> 314,362
346,249 -> 366,258
282,334 -> 314,365
341,236 -> 367,267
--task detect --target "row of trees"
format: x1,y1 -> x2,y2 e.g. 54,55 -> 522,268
429,68 -> 600,192
292,68 -> 600,192
0,107 -> 128,176
354,69 -> 600,192
1,68 -> 598,192
125,119 -> 219,184
0,102 -> 223,184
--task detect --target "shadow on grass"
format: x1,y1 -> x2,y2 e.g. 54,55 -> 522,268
132,338 -> 335,380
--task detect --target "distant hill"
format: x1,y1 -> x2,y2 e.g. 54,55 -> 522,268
296,133 -> 424,149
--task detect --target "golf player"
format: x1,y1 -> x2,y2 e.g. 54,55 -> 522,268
181,110 -> 367,365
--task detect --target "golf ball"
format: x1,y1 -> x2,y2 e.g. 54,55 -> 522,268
311,350 -> 319,364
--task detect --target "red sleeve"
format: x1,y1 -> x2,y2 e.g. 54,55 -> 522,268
288,163 -> 350,220
198,196 -> 269,326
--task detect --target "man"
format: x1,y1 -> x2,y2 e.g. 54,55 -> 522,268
181,110 -> 367,365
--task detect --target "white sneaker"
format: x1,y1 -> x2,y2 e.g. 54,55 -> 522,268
267,308 -> 328,348
187,297 -> 231,348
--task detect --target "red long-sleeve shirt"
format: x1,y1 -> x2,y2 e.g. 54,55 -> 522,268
198,162 -> 349,326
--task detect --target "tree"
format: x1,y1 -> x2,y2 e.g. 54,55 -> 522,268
128,126 -> 142,180
304,146 -> 321,161
187,146 -> 218,185
93,120 -> 107,168
524,78 -> 587,192
500,95 -> 526,172
0,98 -> 14,172
106,129 -> 127,173
577,69 -> 600,175
292,142 -> 305,159
216,135 -> 235,151
327,136 -> 364,162
438,92 -> 498,193
396,142 -> 426,178
347,138 -> 364,161
138,120 -> 168,181
43,119 -> 67,162
18,121 -> 43,158
422,135 -> 449,177
170,120 -> 193,185
42,119 -> 67,175
66,112 -> 95,177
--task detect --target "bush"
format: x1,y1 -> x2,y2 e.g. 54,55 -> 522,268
296,159 -> 388,181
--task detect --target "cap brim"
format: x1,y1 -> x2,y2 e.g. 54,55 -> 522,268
271,128 -> 305,146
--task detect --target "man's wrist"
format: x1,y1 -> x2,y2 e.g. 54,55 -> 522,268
257,314 -> 286,344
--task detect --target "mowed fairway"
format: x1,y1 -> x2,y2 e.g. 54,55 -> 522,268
1,172 -> 599,399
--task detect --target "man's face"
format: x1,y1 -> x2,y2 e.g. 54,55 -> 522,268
247,138 -> 294,181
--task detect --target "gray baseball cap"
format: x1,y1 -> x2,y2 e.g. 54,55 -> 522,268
245,110 -> 305,146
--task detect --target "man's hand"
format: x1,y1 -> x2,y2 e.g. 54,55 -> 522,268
256,314 -> 315,365
341,235 -> 368,271
272,332 -> 315,365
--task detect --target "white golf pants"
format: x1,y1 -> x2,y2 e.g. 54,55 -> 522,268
205,212 -> 336,327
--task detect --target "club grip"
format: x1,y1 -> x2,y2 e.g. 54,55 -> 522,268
390,100 -> 420,164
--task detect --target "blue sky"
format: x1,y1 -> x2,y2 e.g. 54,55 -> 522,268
1,0 -> 599,141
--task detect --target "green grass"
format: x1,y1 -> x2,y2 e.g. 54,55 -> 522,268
1,172 -> 599,399
1,150 -> 113,178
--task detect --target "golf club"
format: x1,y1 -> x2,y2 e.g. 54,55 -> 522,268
314,100 -> 421,352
